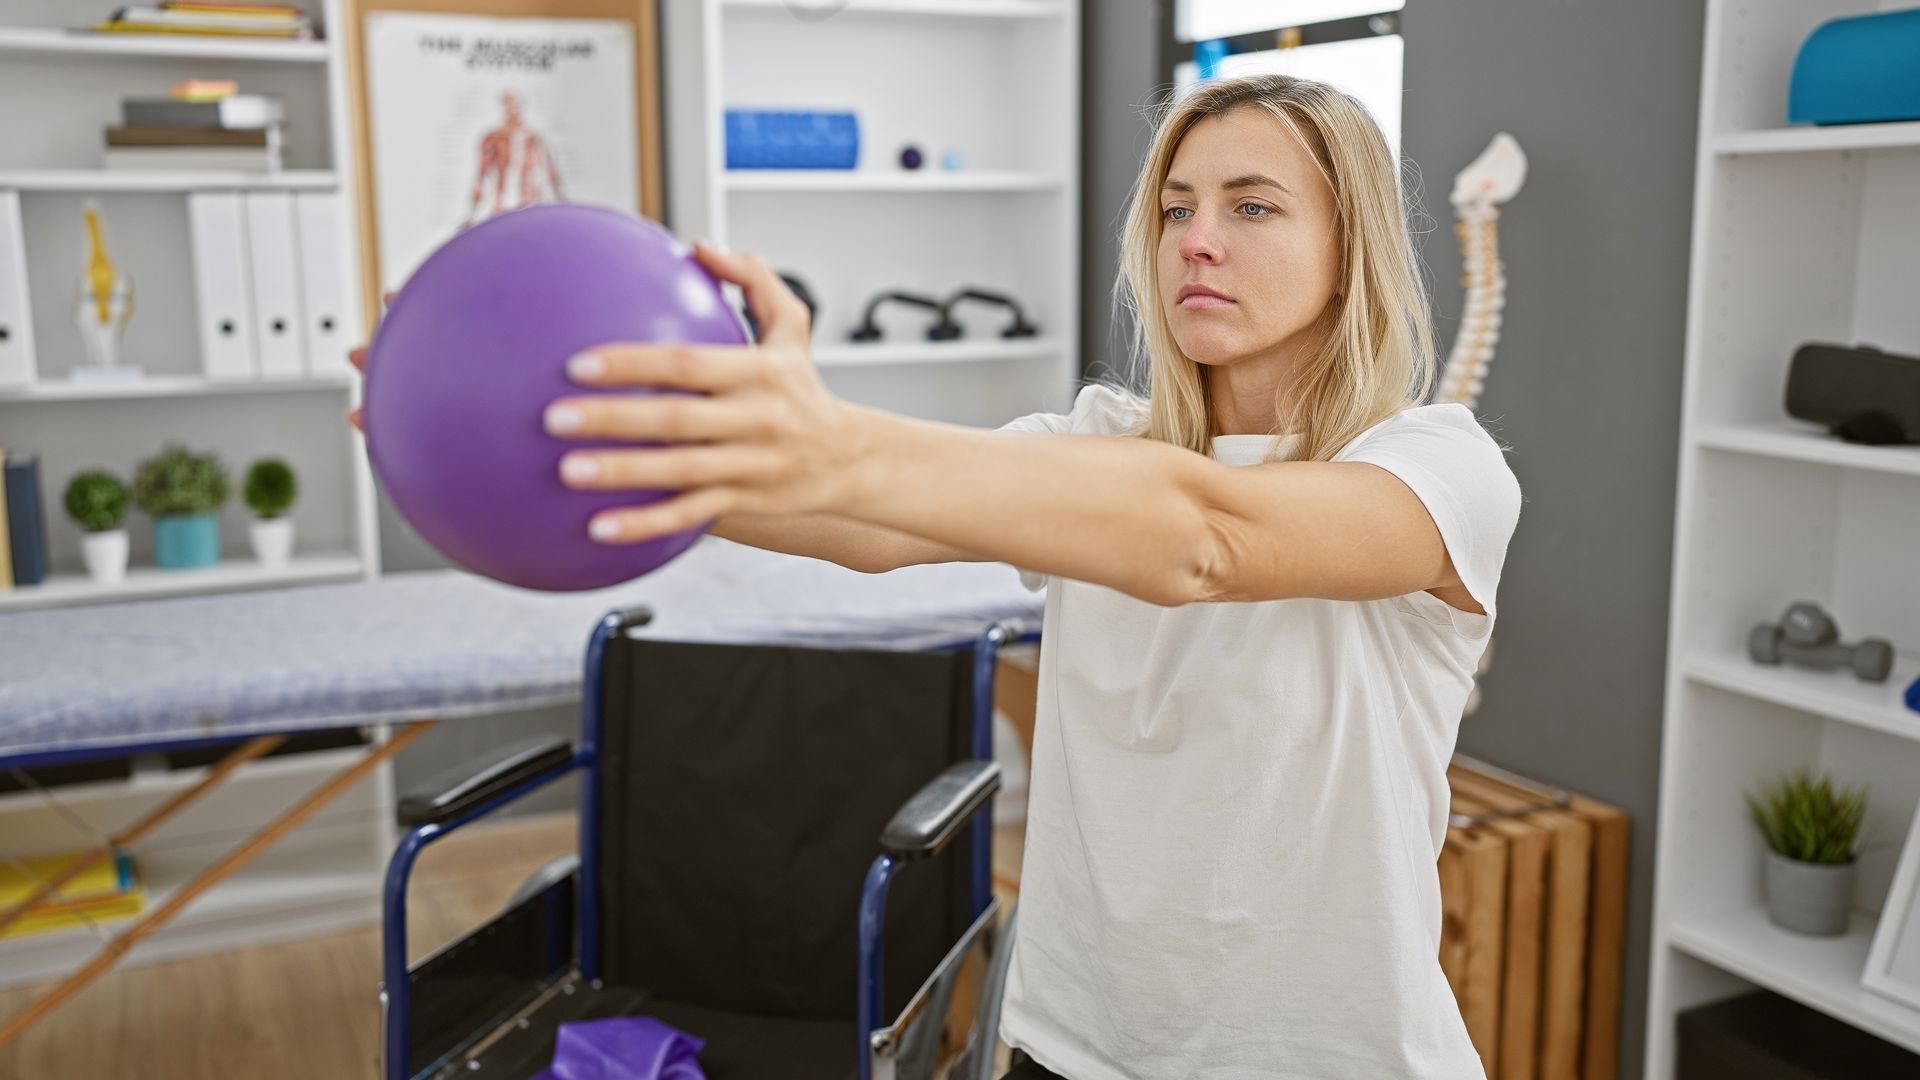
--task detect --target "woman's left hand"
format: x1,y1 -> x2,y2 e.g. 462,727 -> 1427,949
544,241 -> 870,545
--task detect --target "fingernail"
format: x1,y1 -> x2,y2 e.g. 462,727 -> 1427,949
566,352 -> 604,380
560,455 -> 599,484
589,517 -> 623,542
544,404 -> 584,434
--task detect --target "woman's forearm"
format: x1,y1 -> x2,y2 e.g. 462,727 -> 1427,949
836,407 -> 1216,605
709,511 -> 982,573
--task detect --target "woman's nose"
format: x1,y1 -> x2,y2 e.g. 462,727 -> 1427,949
1178,214 -> 1221,263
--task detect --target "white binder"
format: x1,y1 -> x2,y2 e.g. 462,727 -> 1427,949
187,192 -> 257,380
293,192 -> 360,375
0,191 -> 37,388
243,192 -> 307,378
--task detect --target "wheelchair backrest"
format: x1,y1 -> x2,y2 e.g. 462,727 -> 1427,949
594,635 -> 981,1023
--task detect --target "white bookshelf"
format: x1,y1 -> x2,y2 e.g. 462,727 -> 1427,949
660,0 -> 1079,427
1646,1 -> 1920,1074
0,0 -> 392,989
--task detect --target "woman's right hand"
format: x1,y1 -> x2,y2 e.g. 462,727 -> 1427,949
344,292 -> 391,433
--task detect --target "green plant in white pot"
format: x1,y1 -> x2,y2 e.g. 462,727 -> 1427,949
63,469 -> 130,583
243,458 -> 298,568
132,444 -> 229,571
1746,769 -> 1867,936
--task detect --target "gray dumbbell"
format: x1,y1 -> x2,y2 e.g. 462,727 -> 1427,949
1749,601 -> 1895,683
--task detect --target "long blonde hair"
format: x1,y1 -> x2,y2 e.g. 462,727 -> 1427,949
1107,73 -> 1437,462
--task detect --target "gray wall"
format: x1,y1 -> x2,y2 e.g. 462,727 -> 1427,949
1080,4 -> 1706,1076
1402,5 -> 1702,1076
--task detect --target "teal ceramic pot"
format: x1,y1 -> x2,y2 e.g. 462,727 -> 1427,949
153,513 -> 220,569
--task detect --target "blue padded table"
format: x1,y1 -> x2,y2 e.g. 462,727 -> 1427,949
0,536 -> 1041,1046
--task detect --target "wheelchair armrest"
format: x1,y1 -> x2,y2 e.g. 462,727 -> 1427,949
397,736 -> 574,828
881,760 -> 1000,860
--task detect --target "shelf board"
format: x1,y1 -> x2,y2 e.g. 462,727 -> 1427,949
0,373 -> 352,403
0,26 -> 328,63
1694,422 -> 1920,478
0,553 -> 366,613
1669,906 -> 1920,1057
726,170 -> 1063,193
0,169 -> 335,193
722,0 -> 1065,19
1713,121 -> 1920,157
812,338 -> 1060,367
1684,650 -> 1920,745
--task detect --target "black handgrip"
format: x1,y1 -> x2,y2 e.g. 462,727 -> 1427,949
941,287 -> 1038,339
397,736 -> 574,828
880,760 -> 1000,860
849,290 -> 959,342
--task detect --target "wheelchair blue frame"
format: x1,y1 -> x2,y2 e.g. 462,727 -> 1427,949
380,610 -> 1039,1080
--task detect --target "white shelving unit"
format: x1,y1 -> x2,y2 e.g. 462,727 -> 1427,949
1646,2 -> 1920,1074
0,0 -> 392,985
660,0 -> 1079,428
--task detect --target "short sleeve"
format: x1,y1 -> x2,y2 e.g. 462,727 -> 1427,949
1336,403 -> 1522,637
995,384 -> 1148,590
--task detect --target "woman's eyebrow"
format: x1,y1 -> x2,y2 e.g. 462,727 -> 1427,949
1162,174 -> 1294,197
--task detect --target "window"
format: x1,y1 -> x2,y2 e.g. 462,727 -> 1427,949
1169,1 -> 1405,158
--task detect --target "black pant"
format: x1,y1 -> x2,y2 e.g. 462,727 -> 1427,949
1002,1049 -> 1069,1080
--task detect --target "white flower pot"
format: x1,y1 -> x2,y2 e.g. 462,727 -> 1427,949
81,529 -> 129,583
249,517 -> 295,569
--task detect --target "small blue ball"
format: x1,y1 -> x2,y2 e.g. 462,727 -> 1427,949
941,149 -> 967,171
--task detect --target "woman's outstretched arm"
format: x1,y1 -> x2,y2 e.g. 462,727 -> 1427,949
708,512 -> 981,573
543,243 -> 1489,608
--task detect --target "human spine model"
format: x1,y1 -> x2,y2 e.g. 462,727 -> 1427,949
1436,134 -> 1526,716
1434,133 -> 1526,410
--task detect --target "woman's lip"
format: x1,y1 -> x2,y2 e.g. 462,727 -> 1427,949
1179,294 -> 1235,309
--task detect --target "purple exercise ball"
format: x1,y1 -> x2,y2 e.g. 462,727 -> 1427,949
364,203 -> 748,592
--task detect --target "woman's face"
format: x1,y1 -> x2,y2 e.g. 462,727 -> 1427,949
1157,107 -> 1342,368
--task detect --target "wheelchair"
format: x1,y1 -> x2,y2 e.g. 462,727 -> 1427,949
379,605 -> 1032,1080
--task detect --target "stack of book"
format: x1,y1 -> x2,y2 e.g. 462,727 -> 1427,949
0,849 -> 147,940
105,84 -> 285,172
0,448 -> 48,592
89,2 -> 316,40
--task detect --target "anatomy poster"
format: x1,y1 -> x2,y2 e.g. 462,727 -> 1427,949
365,13 -> 638,290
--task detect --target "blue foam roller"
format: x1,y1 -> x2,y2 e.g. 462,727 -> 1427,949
1788,8 -> 1920,126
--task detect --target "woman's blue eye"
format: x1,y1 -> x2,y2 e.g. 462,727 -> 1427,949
1164,204 -> 1271,222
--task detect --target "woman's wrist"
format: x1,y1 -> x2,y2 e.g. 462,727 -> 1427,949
825,400 -> 894,518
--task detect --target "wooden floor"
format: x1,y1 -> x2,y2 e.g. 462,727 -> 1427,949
0,813 -> 1027,1080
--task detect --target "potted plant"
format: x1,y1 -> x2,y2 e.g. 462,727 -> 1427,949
63,469 -> 130,583
243,458 -> 298,568
131,443 -> 229,571
1746,768 -> 1868,936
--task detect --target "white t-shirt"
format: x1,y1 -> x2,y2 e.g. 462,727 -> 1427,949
995,385 -> 1522,1080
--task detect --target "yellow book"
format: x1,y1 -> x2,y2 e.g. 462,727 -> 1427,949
0,447 -> 14,592
0,850 -> 146,940
90,23 -> 304,38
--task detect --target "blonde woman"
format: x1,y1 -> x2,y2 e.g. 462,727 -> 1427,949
353,72 -> 1520,1078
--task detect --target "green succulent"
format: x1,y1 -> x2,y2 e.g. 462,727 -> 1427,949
243,458 -> 297,519
63,470 -> 128,533
131,444 -> 229,517
1746,769 -> 1867,866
